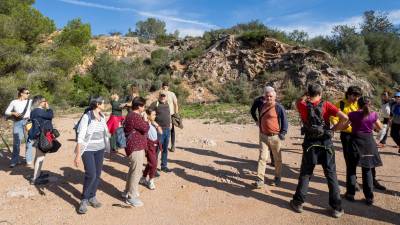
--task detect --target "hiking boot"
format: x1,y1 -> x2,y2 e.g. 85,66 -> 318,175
148,179 -> 156,190
126,197 -> 144,207
253,180 -> 264,189
289,200 -> 303,213
161,167 -> 172,173
139,177 -> 148,186
365,198 -> 374,206
373,180 -> 386,191
78,199 -> 89,214
89,197 -> 102,208
271,177 -> 281,186
332,208 -> 344,218
343,192 -> 355,202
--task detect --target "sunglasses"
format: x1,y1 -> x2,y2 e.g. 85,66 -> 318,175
24,92 -> 30,95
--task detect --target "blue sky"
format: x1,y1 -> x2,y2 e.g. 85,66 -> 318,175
34,0 -> 400,37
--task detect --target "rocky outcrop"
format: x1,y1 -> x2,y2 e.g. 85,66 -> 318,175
179,35 -> 372,101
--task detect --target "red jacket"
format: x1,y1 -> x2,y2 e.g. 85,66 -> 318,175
124,111 -> 150,156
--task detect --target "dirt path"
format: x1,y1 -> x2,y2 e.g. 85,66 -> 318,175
0,115 -> 399,225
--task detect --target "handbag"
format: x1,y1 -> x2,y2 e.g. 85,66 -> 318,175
115,127 -> 127,148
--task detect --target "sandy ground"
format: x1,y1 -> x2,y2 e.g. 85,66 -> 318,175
0,115 -> 399,225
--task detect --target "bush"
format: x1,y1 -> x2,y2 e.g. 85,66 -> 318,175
90,53 -> 123,90
52,46 -> 82,72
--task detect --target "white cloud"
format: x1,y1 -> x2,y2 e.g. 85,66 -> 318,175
276,9 -> 400,37
57,0 -> 218,29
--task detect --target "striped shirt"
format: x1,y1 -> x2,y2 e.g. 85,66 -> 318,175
77,112 -> 110,152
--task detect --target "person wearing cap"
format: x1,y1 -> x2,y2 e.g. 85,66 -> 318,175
150,91 -> 172,173
331,86 -> 362,199
250,86 -> 276,166
160,82 -> 179,152
253,86 -> 287,189
390,91 -> 400,154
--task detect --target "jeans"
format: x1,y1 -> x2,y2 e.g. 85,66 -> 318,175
293,148 -> 342,211
340,132 -> 359,196
11,119 -> 33,165
82,150 -> 104,200
158,128 -> 170,168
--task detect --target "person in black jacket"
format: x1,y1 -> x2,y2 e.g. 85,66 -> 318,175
28,95 -> 54,185
251,86 -> 275,166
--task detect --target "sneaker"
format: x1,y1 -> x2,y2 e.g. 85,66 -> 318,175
343,192 -> 355,202
253,180 -> 264,189
289,200 -> 303,213
78,199 -> 89,214
271,177 -> 281,186
161,167 -> 172,173
30,178 -> 49,185
126,197 -> 144,207
9,163 -> 16,168
365,198 -> 374,206
332,208 -> 344,218
155,171 -> 161,177
89,197 -> 102,208
139,177 -> 148,186
148,179 -> 156,190
38,173 -> 50,179
373,180 -> 386,191
25,161 -> 33,166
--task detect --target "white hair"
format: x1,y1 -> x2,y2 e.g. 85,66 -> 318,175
263,86 -> 276,96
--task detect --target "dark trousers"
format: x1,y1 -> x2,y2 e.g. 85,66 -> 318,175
380,118 -> 390,144
390,123 -> 400,146
143,141 -> 158,179
170,123 -> 175,148
362,167 -> 374,200
82,150 -> 104,200
293,150 -> 342,210
340,132 -> 359,196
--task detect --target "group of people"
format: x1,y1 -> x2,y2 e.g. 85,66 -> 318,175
4,82 -> 180,214
3,81 -> 398,217
251,84 -> 397,218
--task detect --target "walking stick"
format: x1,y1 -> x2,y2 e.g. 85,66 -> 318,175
0,132 -> 11,153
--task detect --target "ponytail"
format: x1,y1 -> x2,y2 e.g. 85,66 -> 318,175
357,96 -> 371,117
362,104 -> 370,117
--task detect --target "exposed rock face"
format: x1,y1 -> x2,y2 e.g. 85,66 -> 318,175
179,35 -> 372,101
74,35 -> 167,75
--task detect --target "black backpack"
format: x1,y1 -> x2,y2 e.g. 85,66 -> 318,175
302,101 -> 331,139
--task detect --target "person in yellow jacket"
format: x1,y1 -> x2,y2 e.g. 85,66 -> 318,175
331,86 -> 386,202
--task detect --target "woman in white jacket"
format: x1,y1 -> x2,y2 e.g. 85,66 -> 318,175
74,97 -> 110,214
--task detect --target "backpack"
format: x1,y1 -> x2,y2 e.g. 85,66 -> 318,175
302,101 -> 331,139
73,111 -> 92,141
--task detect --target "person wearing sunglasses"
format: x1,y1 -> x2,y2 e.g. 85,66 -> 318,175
4,87 -> 33,168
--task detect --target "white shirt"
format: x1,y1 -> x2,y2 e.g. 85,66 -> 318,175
5,99 -> 32,119
148,123 -> 158,141
380,102 -> 391,119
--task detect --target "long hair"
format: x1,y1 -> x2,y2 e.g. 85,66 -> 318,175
88,96 -> 104,110
357,96 -> 371,117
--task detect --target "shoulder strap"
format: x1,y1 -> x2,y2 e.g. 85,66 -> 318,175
21,99 -> 31,117
339,100 -> 345,111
